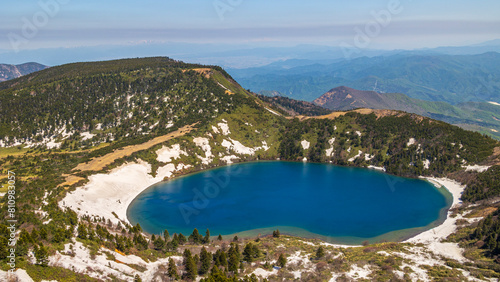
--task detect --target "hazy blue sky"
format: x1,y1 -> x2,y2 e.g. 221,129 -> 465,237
2,0 -> 500,51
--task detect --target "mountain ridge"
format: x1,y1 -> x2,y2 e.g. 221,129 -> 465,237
313,86 -> 500,139
0,62 -> 47,82
231,52 -> 500,104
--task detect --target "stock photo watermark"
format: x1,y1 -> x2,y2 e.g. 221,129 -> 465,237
5,171 -> 17,273
341,0 -> 407,59
213,0 -> 244,21
179,166 -> 243,224
8,0 -> 70,53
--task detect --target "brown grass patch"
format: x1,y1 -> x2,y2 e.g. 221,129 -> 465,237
183,68 -> 213,78
467,207 -> 498,218
287,108 -> 404,121
72,124 -> 197,173
493,147 -> 500,165
58,174 -> 86,188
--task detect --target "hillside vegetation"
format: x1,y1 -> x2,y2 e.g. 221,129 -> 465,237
0,57 -> 256,150
0,57 -> 499,281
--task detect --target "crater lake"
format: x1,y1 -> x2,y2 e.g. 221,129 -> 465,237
127,161 -> 451,244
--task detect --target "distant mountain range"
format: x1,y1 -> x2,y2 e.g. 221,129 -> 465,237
230,52 -> 500,104
0,39 -> 499,68
0,62 -> 47,82
314,86 -> 500,139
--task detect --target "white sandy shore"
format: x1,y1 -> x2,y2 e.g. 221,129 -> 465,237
407,177 -> 468,261
60,160 -> 190,225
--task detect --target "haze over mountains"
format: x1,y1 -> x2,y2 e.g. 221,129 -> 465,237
230,52 -> 500,104
1,39 -> 500,68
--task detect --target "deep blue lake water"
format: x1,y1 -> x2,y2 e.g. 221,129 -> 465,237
127,162 -> 451,244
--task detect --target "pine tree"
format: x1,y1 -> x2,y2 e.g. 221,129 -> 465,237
200,247 -> 212,275
167,258 -> 180,280
178,233 -> 187,245
218,234 -> 223,241
183,250 -> 197,280
189,228 -> 203,244
251,244 -> 261,259
204,228 -> 210,244
40,227 -> 48,240
277,253 -> 287,268
31,229 -> 39,241
77,224 -> 87,239
228,243 -> 240,272
183,249 -> 192,266
220,250 -> 228,268
153,236 -> 165,250
164,229 -> 170,241
167,236 -> 179,251
315,246 -> 325,259
35,245 -> 49,267
273,229 -> 280,238
243,243 -> 255,262
228,251 -> 239,272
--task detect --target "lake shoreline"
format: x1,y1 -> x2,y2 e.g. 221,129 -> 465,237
61,160 -> 463,248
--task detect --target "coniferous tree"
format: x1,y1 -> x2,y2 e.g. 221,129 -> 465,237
153,236 -> 165,250
189,228 -> 203,244
272,229 -> 280,238
200,247 -> 212,275
167,236 -> 179,251
183,249 -> 197,280
315,246 -> 325,259
243,242 -> 255,262
167,258 -> 180,280
204,228 -> 210,244
77,224 -> 87,239
228,243 -> 240,272
164,229 -> 170,241
251,244 -> 261,259
228,251 -> 239,273
40,227 -> 48,240
277,253 -> 287,268
35,245 -> 49,267
183,249 -> 192,266
178,233 -> 187,245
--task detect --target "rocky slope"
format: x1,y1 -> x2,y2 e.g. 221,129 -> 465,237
0,62 -> 47,82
